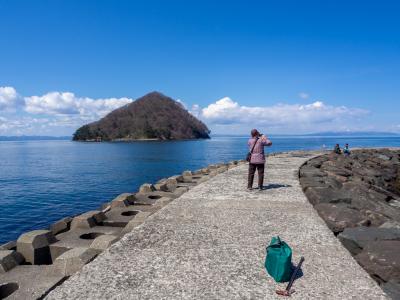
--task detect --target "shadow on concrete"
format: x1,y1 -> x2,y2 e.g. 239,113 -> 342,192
263,183 -> 292,190
290,262 -> 304,281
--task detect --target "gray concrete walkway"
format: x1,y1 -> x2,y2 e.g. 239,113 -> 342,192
47,152 -> 387,299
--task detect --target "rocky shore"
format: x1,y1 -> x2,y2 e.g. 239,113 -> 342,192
299,149 -> 400,299
0,160 -> 242,299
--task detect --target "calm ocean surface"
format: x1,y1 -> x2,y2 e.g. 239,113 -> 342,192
1,135 -> 400,244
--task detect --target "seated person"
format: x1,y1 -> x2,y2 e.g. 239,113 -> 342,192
343,143 -> 351,155
333,143 -> 342,154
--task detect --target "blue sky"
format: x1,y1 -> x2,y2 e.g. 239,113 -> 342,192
0,0 -> 399,135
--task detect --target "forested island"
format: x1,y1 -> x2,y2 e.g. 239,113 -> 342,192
73,92 -> 210,141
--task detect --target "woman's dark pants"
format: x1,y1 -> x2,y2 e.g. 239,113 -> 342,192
248,163 -> 265,188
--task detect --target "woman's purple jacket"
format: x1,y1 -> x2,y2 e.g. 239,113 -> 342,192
248,136 -> 272,164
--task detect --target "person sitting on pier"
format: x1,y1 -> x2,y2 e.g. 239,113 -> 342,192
343,143 -> 351,156
247,129 -> 272,190
333,143 -> 342,154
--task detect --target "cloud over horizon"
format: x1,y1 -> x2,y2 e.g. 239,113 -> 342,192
0,86 -> 24,111
191,97 -> 369,134
0,87 -> 133,135
25,91 -> 133,118
0,86 -> 374,136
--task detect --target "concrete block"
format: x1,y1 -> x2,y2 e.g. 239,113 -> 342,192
110,193 -> 135,208
176,182 -> 196,189
16,230 -> 56,265
0,241 -> 16,250
181,172 -> 209,184
121,212 -> 152,234
182,176 -> 192,182
217,165 -> 229,173
134,191 -> 177,205
192,169 -> 203,175
164,177 -> 179,192
90,235 -> 119,251
70,210 -> 106,229
0,282 -> 19,299
51,226 -> 122,260
169,175 -> 184,183
196,176 -> 209,184
50,217 -> 72,235
189,175 -> 209,184
55,247 -> 98,276
228,161 -> 238,168
100,202 -> 111,211
173,186 -> 190,196
154,181 -> 169,192
152,197 -> 174,209
208,170 -> 218,177
156,178 -> 167,184
0,265 -> 66,299
118,203 -> 162,215
104,207 -> 141,227
200,167 -> 210,174
182,170 -> 192,176
139,183 -> 156,193
0,250 -> 24,273
11,251 -> 24,265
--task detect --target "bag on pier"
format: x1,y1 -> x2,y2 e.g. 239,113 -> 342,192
265,236 -> 292,282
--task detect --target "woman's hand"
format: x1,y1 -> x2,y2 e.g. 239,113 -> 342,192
261,135 -> 272,146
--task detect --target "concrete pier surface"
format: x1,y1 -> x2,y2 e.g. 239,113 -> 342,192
47,152 -> 387,299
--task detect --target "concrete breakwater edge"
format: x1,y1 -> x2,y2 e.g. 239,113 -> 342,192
0,159 -> 242,299
44,150 -> 387,300
0,149 -> 396,299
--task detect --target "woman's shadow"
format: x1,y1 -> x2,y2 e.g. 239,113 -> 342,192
262,183 -> 292,190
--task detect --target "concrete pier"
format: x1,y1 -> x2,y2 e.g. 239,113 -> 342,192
46,152 -> 387,299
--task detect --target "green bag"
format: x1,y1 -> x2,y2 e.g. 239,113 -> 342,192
265,236 -> 292,282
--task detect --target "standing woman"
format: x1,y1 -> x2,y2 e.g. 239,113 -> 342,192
247,129 -> 272,190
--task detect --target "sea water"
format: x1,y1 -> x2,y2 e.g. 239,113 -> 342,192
1,135 -> 400,244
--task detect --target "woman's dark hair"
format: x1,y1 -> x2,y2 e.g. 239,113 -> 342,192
251,129 -> 259,137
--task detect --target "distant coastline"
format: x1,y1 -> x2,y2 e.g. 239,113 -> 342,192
2,131 -> 400,142
0,136 -> 71,141
213,132 -> 400,138
301,131 -> 400,137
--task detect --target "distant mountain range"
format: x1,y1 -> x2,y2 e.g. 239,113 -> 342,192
73,91 -> 210,141
211,131 -> 400,138
0,136 -> 70,141
302,131 -> 400,137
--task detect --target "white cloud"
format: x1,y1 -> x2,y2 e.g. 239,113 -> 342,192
0,86 -> 23,111
0,86 -> 134,135
189,104 -> 201,118
0,115 -> 91,136
176,99 -> 187,109
196,97 -> 368,132
0,116 -> 38,135
0,86 -> 374,135
25,91 -> 133,119
25,92 -> 80,115
299,92 -> 309,99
